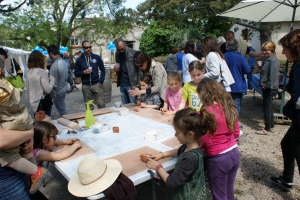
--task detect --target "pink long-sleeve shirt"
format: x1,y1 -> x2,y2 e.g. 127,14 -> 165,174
199,104 -> 240,157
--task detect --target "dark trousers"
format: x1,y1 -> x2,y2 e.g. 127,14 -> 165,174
207,148 -> 240,200
281,120 -> 300,183
247,67 -> 254,89
231,93 -> 243,115
262,88 -> 277,131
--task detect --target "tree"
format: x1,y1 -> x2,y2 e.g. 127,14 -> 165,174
0,0 -> 135,49
0,0 -> 28,14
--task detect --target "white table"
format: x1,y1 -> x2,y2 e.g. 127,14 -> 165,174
53,111 -> 178,199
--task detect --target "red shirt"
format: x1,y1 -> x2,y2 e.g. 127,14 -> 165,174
199,104 -> 240,156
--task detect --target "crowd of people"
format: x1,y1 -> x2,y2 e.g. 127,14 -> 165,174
0,28 -> 299,200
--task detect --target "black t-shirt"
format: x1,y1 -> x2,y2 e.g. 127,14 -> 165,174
119,53 -> 131,87
220,42 -> 251,55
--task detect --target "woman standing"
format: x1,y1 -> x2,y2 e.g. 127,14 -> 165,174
181,41 -> 198,84
255,41 -> 279,135
201,36 -> 234,92
271,29 -> 300,191
128,51 -> 168,101
26,50 -> 55,117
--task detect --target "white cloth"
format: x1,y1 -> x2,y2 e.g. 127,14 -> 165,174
182,54 -> 198,83
203,52 -> 235,87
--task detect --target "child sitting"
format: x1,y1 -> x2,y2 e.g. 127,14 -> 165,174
160,71 -> 186,116
178,61 -> 204,111
30,121 -> 82,193
146,108 -> 216,200
0,63 -> 45,193
138,75 -> 161,109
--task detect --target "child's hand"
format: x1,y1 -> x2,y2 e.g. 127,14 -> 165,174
162,110 -> 174,116
74,141 -> 82,149
146,157 -> 159,169
66,138 -> 79,145
160,107 -> 167,113
148,153 -> 163,161
140,102 -> 146,108
20,138 -> 33,154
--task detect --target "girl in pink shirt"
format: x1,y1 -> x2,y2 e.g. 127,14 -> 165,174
161,72 -> 186,115
197,78 -> 240,200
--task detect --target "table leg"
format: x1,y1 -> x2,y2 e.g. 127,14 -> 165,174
253,90 -> 256,99
152,180 -> 156,200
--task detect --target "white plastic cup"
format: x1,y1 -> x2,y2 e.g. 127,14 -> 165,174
115,101 -> 121,108
88,66 -> 92,70
202,57 -> 205,60
257,61 -> 262,67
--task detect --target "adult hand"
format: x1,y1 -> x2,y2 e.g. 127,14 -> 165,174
99,83 -> 103,87
84,69 -> 92,74
260,52 -> 265,57
128,87 -> 140,96
148,153 -> 163,161
74,140 -> 82,149
20,138 -> 33,154
146,157 -> 159,169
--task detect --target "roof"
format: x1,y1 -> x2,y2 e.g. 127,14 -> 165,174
2,46 -> 31,55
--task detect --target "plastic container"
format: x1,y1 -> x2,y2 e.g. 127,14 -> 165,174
144,128 -> 166,141
116,107 -> 129,116
91,123 -> 110,133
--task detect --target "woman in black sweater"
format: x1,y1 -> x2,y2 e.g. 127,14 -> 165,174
271,29 -> 300,191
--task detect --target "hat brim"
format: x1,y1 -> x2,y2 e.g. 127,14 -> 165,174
68,159 -> 122,197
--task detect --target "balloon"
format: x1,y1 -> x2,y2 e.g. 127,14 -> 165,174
111,44 -> 116,48
59,50 -> 63,54
109,41 -> 113,45
39,48 -> 43,52
35,46 -> 39,49
64,47 -> 68,51
110,47 -> 115,51
107,45 -> 111,49
60,46 -> 64,50
43,51 -> 48,55
81,49 -> 84,53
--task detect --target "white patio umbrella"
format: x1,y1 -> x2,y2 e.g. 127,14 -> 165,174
218,0 -> 299,113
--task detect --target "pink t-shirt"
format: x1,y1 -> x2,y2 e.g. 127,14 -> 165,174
164,87 -> 184,111
32,148 -> 44,167
199,104 -> 240,157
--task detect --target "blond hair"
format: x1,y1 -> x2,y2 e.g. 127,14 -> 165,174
262,41 -> 275,53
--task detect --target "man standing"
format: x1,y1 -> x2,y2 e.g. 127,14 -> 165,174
74,41 -> 105,110
63,51 -> 76,93
47,45 -> 69,116
223,39 -> 250,115
114,38 -> 139,104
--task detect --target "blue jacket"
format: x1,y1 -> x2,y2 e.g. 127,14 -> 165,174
224,51 -> 250,93
283,62 -> 300,124
177,53 -> 184,71
74,53 -> 105,85
248,47 -> 256,68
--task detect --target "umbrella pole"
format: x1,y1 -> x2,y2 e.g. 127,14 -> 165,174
280,0 -> 297,113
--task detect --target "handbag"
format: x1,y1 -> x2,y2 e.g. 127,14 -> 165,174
5,68 -> 25,88
37,94 -> 53,112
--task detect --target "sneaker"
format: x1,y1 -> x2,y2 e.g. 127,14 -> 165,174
271,176 -> 293,191
30,167 -> 48,194
239,125 -> 243,130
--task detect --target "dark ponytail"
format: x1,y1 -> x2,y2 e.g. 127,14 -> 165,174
173,108 -> 216,142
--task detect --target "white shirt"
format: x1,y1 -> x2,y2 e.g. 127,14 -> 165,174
182,54 -> 198,83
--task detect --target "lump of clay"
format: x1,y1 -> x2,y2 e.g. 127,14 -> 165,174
133,107 -> 139,112
113,127 -> 119,133
136,99 -> 141,105
140,154 -> 148,162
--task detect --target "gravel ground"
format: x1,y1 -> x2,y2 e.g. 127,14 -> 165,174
20,85 -> 300,200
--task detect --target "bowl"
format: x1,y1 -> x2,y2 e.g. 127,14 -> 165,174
144,128 -> 166,141
116,107 -> 129,116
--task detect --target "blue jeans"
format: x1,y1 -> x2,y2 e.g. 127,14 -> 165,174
120,85 -> 137,104
247,67 -> 254,90
0,172 -> 30,200
231,93 -> 243,115
53,89 -> 69,116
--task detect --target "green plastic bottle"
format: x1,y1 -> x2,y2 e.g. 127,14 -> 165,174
85,100 -> 95,127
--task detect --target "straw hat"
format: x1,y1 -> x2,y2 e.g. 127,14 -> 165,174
68,156 -> 122,197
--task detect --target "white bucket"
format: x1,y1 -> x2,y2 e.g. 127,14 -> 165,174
144,128 -> 166,141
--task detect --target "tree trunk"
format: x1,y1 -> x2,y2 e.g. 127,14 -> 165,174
56,25 -> 61,48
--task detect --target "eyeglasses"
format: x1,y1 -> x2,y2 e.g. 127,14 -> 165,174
83,46 -> 92,49
50,135 -> 57,140
135,63 -> 143,68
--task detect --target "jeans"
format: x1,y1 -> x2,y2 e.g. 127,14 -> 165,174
262,88 -> 277,131
53,89 -> 68,116
207,148 -> 240,200
281,120 -> 300,183
67,75 -> 73,90
120,85 -> 137,104
0,172 -> 30,200
82,83 -> 106,110
247,67 -> 254,90
231,93 -> 243,115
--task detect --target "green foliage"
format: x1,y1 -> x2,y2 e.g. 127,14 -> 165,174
139,20 -> 175,57
0,0 -> 135,49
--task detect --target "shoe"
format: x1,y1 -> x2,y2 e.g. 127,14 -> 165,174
271,176 -> 293,191
30,167 -> 48,194
235,138 -> 240,144
73,85 -> 79,91
239,125 -> 243,130
255,129 -> 270,135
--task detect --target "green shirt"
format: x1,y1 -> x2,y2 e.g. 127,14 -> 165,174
181,82 -> 202,111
